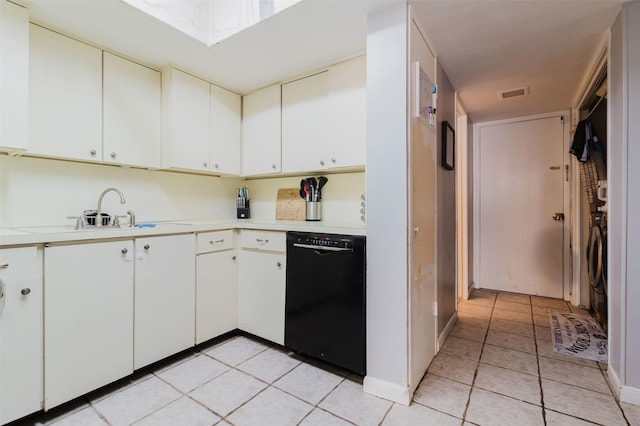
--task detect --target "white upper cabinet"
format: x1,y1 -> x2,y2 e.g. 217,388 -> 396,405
328,55 -> 366,169
28,24 -> 102,161
281,71 -> 329,174
103,52 -> 161,168
162,68 -> 211,172
163,68 -> 242,175
210,84 -> 241,175
0,1 -> 28,153
242,84 -> 282,176
281,55 -> 367,174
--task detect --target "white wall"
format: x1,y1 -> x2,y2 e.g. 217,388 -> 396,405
436,61 -> 457,335
0,155 -> 241,227
245,172 -> 364,224
0,156 -> 365,228
363,2 -> 410,403
608,1 -> 640,404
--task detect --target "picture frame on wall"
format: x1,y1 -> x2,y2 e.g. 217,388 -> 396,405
442,120 -> 455,170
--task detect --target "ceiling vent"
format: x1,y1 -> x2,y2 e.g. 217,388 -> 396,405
498,86 -> 529,100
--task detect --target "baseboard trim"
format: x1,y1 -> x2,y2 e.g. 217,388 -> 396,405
438,311 -> 458,350
607,365 -> 640,404
363,376 -> 411,406
621,384 -> 640,405
608,366 -> 621,399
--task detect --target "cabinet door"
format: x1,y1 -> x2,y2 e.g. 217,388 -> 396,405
103,52 -> 161,168
210,84 -> 241,175
134,234 -> 195,369
242,84 -> 282,176
0,1 -> 28,153
282,71 -> 329,173
29,24 -> 102,161
0,247 -> 42,424
44,241 -> 134,410
162,68 -> 210,171
237,250 -> 286,345
328,55 -> 366,169
196,250 -> 238,344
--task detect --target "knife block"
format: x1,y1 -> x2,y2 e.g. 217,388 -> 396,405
237,201 -> 250,219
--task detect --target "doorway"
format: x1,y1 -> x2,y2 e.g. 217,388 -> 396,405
474,113 -> 571,298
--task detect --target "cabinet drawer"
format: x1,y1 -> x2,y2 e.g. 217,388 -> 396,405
239,230 -> 285,252
197,230 -> 234,253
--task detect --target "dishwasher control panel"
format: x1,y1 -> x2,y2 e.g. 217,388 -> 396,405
289,233 -> 355,249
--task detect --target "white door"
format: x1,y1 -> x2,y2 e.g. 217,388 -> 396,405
478,116 -> 565,297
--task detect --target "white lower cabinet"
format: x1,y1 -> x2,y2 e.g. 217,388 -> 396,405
237,231 -> 286,345
44,240 -> 134,410
134,234 -> 195,369
196,249 -> 238,344
0,246 -> 43,424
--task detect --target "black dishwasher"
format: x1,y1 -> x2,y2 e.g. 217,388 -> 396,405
285,232 -> 366,376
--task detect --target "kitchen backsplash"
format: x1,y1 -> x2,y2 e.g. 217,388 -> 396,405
0,155 -> 365,228
245,172 -> 365,224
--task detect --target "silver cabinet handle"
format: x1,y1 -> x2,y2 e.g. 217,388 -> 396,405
214,163 -> 219,169
256,238 -> 269,244
110,152 -> 116,159
331,157 -> 337,163
21,288 -> 31,296
90,149 -> 97,156
203,162 -> 208,168
276,262 -> 282,268
272,164 -> 276,169
210,239 -> 224,244
319,160 -> 325,166
121,248 -> 128,254
232,255 -> 237,261
0,263 -> 8,269
144,244 -> 150,250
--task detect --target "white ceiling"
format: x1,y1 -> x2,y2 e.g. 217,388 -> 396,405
23,0 -> 622,123
411,0 -> 622,122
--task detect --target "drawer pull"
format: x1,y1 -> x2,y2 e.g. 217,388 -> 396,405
276,262 -> 282,268
256,238 -> 269,244
21,288 -> 31,296
210,239 -> 225,244
121,248 -> 128,254
0,263 -> 8,269
144,244 -> 150,250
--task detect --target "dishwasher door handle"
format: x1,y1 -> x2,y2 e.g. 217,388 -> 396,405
292,243 -> 352,252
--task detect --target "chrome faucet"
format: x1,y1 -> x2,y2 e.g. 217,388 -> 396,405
96,187 -> 126,227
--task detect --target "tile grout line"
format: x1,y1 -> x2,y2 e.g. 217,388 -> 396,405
460,291 -> 498,423
531,295 -> 547,426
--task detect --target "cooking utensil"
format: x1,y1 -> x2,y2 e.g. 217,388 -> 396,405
317,176 -> 328,200
303,180 -> 312,201
83,210 -> 111,226
318,176 -> 328,190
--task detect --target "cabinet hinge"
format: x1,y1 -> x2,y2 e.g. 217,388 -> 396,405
432,301 -> 438,316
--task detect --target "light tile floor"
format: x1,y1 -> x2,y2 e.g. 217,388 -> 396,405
17,290 -> 640,426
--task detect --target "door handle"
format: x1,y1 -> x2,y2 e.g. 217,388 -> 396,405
552,212 -> 565,221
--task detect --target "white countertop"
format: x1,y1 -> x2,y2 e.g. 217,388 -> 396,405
0,219 -> 366,246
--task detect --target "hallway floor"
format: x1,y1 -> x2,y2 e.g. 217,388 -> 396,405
19,290 -> 640,426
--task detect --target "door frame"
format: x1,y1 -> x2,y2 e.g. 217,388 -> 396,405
472,110 -> 573,300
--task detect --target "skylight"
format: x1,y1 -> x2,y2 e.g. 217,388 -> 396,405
123,0 -> 301,46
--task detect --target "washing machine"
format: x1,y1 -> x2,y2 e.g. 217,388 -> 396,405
587,212 -> 607,332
